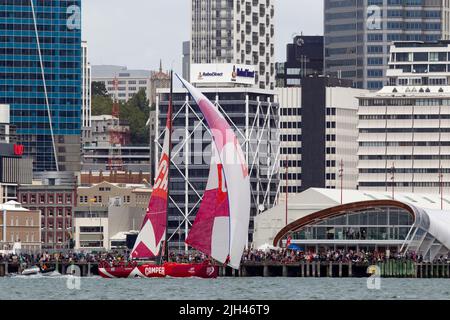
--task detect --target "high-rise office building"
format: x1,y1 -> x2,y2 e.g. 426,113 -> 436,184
81,41 -> 92,145
278,76 -> 369,194
182,41 -> 191,82
191,0 -> 275,90
324,0 -> 450,90
276,35 -> 324,87
0,0 -> 83,172
358,40 -> 450,193
276,87 -> 302,194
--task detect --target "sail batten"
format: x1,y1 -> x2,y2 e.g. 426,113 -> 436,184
177,74 -> 251,270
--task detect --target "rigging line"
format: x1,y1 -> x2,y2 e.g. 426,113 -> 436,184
168,195 -> 193,225
216,102 -> 246,140
30,0 -> 59,171
166,196 -> 202,242
248,100 -> 272,177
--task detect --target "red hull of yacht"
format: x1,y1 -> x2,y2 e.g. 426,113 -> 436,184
98,262 -> 218,279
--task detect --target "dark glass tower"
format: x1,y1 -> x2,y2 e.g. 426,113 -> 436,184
0,0 -> 82,172
324,0 -> 450,90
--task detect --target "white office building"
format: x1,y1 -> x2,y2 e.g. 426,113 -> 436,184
358,40 -> 450,193
191,0 -> 275,90
92,65 -> 152,102
277,76 -> 368,195
276,87 -> 302,194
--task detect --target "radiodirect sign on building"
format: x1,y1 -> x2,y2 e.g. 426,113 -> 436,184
191,64 -> 256,86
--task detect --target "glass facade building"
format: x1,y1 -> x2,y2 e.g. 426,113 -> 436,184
324,0 -> 450,90
0,0 -> 82,172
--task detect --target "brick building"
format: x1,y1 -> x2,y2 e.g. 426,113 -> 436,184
18,172 -> 77,251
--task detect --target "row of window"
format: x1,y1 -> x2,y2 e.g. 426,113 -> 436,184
8,233 -> 36,243
20,193 -> 72,204
5,217 -> 35,227
360,98 -> 450,106
79,195 -> 131,204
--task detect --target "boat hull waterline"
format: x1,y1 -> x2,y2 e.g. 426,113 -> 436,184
98,262 -> 219,279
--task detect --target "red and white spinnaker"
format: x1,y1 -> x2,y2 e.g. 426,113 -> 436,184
130,98 -> 172,259
177,74 -> 251,270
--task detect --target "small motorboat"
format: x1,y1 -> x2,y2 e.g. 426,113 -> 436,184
21,266 -> 41,276
21,264 -> 58,276
40,266 -> 59,276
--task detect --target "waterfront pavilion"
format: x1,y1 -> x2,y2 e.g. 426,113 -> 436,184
254,188 -> 450,261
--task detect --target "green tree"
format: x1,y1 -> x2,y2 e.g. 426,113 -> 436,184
91,95 -> 114,116
128,88 -> 150,113
122,89 -> 149,144
91,81 -> 109,97
91,87 -> 150,145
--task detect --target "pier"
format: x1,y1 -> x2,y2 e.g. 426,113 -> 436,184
0,262 -> 97,277
1,261 -> 449,278
221,261 -> 450,278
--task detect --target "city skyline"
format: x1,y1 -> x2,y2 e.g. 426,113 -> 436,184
82,0 -> 324,72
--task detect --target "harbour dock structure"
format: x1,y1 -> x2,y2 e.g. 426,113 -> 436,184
1,261 -> 450,278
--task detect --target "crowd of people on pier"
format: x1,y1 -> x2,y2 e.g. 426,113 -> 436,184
0,248 -> 448,266
241,249 -> 430,264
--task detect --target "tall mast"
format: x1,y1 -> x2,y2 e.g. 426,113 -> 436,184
164,70 -> 173,262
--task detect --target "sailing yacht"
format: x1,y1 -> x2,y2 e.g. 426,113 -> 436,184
98,73 -> 251,278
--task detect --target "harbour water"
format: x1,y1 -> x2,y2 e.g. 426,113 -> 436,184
1,276 -> 450,300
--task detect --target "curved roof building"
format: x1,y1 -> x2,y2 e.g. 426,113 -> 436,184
254,189 -> 450,261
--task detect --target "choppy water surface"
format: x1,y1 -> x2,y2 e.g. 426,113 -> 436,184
1,276 -> 450,300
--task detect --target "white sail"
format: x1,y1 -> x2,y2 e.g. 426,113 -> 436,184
178,74 -> 251,269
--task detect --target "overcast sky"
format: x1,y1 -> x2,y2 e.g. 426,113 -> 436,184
82,0 -> 323,72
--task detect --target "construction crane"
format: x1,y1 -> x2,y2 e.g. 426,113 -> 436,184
108,77 -> 127,172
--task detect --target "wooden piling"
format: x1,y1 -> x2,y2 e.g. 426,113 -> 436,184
301,262 -> 305,277
263,265 -> 270,277
328,262 -> 332,277
311,262 -> 316,277
282,266 -> 288,277
317,262 -> 321,277
338,262 -> 342,277
348,262 -> 352,277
